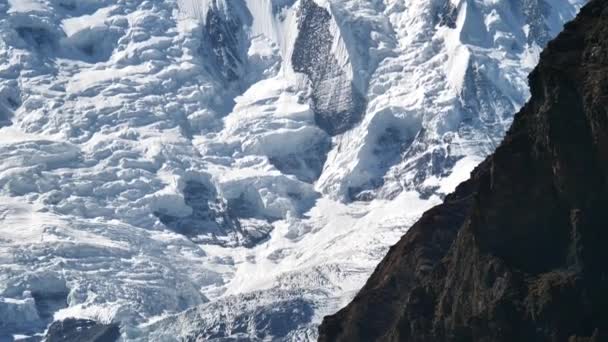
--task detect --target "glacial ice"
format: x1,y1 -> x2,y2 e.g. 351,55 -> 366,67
0,0 -> 585,340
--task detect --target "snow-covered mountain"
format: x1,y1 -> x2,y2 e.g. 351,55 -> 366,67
0,0 -> 583,340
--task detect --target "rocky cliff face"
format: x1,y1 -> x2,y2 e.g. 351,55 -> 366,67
291,0 -> 366,136
318,1 -> 608,341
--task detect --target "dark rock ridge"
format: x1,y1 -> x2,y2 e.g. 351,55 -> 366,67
202,5 -> 248,83
319,1 -> 608,341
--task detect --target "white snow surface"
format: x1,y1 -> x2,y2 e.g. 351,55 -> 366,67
0,0 -> 584,340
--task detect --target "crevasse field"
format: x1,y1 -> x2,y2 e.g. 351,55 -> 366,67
0,0 -> 583,340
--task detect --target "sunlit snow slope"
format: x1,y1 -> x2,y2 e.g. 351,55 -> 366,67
0,0 -> 583,340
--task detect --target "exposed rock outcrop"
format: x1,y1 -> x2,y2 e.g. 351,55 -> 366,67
319,1 -> 608,341
292,0 -> 366,136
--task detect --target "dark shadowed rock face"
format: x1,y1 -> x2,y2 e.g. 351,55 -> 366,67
203,8 -> 245,83
45,319 -> 120,342
319,1 -> 608,341
292,0 -> 366,136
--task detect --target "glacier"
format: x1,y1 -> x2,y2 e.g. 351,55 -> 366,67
0,0 -> 584,340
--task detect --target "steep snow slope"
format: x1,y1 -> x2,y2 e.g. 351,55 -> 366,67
0,0 -> 583,340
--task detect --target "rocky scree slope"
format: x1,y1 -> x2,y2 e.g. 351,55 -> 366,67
319,0 -> 608,341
